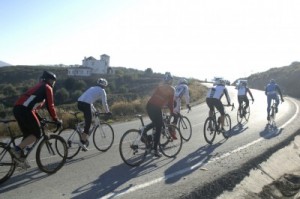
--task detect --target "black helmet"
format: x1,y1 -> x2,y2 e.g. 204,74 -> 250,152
41,71 -> 56,80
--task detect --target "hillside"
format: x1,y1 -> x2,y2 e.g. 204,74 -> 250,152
240,62 -> 300,98
0,60 -> 12,67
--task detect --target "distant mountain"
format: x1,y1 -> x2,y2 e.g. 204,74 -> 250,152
242,61 -> 300,98
0,60 -> 12,67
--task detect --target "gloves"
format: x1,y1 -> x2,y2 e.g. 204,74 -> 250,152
282,98 -> 284,102
55,119 -> 63,128
187,104 -> 191,111
252,99 -> 254,102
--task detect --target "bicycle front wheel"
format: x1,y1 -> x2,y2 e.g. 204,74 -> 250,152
0,144 -> 16,184
159,124 -> 182,158
203,117 -> 216,144
119,129 -> 147,167
93,122 -> 114,152
222,114 -> 232,139
58,128 -> 81,159
36,135 -> 67,174
178,116 -> 192,141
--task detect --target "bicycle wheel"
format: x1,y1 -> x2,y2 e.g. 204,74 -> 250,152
222,114 -> 232,138
0,144 -> 16,184
237,107 -> 243,124
119,129 -> 147,167
93,122 -> 114,152
58,128 -> 81,159
159,124 -> 182,158
178,116 -> 192,141
244,105 -> 250,121
36,135 -> 67,174
203,117 -> 216,144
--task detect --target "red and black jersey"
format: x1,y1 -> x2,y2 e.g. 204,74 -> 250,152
14,82 -> 58,120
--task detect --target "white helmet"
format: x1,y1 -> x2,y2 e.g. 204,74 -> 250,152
164,72 -> 173,84
97,78 -> 108,87
179,78 -> 188,85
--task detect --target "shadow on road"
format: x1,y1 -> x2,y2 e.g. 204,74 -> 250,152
164,141 -> 223,184
260,123 -> 283,139
71,154 -> 177,198
228,123 -> 249,137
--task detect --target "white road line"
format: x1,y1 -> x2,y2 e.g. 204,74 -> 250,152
101,99 -> 299,199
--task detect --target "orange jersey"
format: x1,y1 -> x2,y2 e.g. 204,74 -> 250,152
148,84 -> 175,113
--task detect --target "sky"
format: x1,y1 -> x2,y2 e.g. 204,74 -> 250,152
1,0 -> 300,82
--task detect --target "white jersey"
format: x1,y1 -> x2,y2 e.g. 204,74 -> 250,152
78,86 -> 109,112
174,84 -> 190,113
206,85 -> 231,103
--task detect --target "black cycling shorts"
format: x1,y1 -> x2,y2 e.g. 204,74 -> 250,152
13,105 -> 41,139
206,98 -> 225,115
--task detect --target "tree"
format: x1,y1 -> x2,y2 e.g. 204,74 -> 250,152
55,88 -> 70,104
145,68 -> 153,75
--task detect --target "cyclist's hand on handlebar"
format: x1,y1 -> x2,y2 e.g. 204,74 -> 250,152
187,104 -> 191,111
54,119 -> 63,128
106,112 -> 112,117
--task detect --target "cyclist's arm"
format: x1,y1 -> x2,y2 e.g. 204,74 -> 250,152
224,88 -> 231,105
276,86 -> 284,100
247,88 -> 254,100
45,85 -> 58,121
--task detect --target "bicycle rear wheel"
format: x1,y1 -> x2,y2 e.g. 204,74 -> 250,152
93,122 -> 114,152
58,128 -> 81,159
0,144 -> 16,184
178,116 -> 192,141
119,129 -> 147,167
222,114 -> 232,138
203,117 -> 216,144
36,135 -> 67,174
159,124 -> 182,158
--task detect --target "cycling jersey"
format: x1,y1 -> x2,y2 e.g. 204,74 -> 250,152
174,83 -> 190,114
206,85 -> 231,104
78,86 -> 109,112
14,81 -> 58,121
265,83 -> 282,96
148,84 -> 175,113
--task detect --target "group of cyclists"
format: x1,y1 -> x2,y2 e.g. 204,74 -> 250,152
10,70 -> 284,166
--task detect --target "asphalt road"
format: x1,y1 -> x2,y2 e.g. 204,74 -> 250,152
1,85 -> 300,199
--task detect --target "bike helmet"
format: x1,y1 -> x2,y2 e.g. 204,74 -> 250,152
97,78 -> 108,87
270,79 -> 275,84
164,72 -> 173,84
41,71 -> 56,81
179,78 -> 188,85
217,79 -> 225,86
241,81 -> 247,86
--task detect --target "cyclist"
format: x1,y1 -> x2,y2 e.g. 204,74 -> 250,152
265,79 -> 284,121
12,71 -> 62,165
145,72 -> 175,157
77,78 -> 112,151
172,78 -> 191,128
237,81 -> 254,118
206,79 -> 231,132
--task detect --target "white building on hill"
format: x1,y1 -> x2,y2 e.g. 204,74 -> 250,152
68,54 -> 113,76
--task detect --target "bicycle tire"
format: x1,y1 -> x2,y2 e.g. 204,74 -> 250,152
119,129 -> 147,167
0,144 -> 16,184
36,135 -> 67,174
222,114 -> 232,139
159,124 -> 182,158
93,122 -> 114,152
58,128 -> 81,159
178,116 -> 192,141
203,117 -> 216,144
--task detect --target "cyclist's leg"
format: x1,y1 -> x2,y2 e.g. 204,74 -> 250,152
267,95 -> 272,119
214,99 -> 225,130
146,103 -> 163,157
237,96 -> 243,114
77,101 -> 92,143
206,98 -> 215,118
172,98 -> 180,125
244,97 -> 249,109
275,95 -> 280,112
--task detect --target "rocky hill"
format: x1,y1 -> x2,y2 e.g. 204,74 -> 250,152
240,62 -> 300,98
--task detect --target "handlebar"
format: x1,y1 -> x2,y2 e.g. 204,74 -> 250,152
40,119 -> 62,133
223,103 -> 235,111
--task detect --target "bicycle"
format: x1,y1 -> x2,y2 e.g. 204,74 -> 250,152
268,98 -> 281,126
237,99 -> 253,124
58,111 -> 114,159
203,104 -> 234,144
168,109 -> 192,142
119,113 -> 183,167
0,119 -> 67,184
